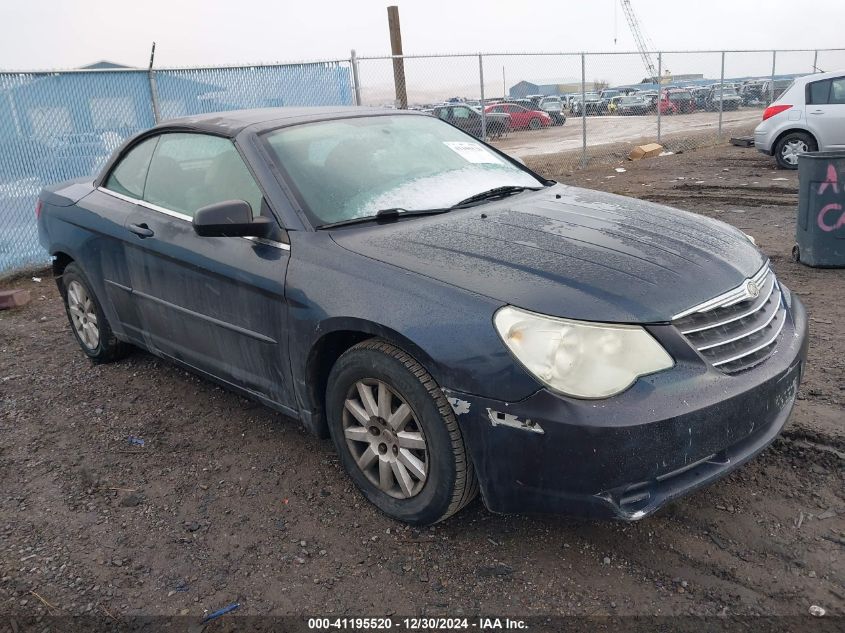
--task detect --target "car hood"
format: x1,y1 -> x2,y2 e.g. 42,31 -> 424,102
330,184 -> 766,323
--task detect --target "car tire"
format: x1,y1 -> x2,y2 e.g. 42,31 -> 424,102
775,131 -> 817,170
60,262 -> 130,363
529,118 -> 540,130
325,339 -> 478,525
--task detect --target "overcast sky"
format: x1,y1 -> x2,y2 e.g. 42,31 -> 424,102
1,0 -> 844,70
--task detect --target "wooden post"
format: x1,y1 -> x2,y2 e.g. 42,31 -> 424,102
387,6 -> 407,109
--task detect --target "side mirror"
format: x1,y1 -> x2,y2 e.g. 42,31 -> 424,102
192,200 -> 273,238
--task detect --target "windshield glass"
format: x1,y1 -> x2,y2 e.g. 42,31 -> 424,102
619,97 -> 641,105
263,115 -> 543,227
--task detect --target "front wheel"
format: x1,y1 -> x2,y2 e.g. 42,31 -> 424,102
325,339 -> 477,524
529,118 -> 541,130
775,131 -> 817,169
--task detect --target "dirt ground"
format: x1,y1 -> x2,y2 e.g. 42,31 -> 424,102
1,145 -> 843,624
492,108 -> 763,158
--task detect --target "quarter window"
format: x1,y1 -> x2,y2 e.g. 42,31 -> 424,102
104,136 -> 158,198
831,78 -> 845,104
808,77 -> 845,105
143,133 -> 264,217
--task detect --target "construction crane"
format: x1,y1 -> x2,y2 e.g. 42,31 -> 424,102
618,0 -> 661,83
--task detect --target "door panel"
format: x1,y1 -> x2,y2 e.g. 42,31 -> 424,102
123,205 -> 293,407
807,77 -> 845,150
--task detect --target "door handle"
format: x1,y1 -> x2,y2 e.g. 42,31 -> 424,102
810,110 -> 824,115
128,223 -> 154,238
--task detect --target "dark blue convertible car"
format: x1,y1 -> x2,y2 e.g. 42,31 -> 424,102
37,107 -> 808,524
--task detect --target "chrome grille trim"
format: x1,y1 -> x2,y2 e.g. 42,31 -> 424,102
695,292 -> 782,351
679,272 -> 776,335
672,263 -> 787,374
711,308 -> 787,367
672,264 -> 770,320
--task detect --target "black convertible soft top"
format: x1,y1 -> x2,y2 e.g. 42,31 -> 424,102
94,106 -> 420,186
152,106 -> 418,138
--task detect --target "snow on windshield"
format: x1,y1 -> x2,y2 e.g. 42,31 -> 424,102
264,115 -> 543,226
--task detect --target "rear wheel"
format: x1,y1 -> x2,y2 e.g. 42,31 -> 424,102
529,118 -> 541,130
60,263 -> 130,363
775,131 -> 816,169
325,339 -> 477,524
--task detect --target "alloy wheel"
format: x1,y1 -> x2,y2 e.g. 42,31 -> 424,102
67,280 -> 99,350
342,379 -> 428,499
781,139 -> 808,166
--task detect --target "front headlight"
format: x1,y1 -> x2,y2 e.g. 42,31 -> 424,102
493,306 -> 674,399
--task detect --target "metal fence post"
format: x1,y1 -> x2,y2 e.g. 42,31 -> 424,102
770,50 -> 777,104
656,52 -> 662,144
147,42 -> 161,124
478,54 -> 487,140
581,53 -> 586,169
813,49 -> 819,73
350,49 -> 362,106
718,51 -> 725,139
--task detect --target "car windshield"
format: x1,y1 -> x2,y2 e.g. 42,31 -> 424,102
619,97 -> 641,105
262,115 -> 543,227
669,92 -> 691,100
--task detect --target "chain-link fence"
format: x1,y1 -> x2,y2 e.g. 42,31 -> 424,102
354,48 -> 845,178
0,60 -> 353,272
2,49 -> 844,273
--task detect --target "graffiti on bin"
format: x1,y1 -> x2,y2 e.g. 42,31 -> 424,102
816,163 -> 844,233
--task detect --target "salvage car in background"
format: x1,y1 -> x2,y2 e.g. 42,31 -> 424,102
538,96 -> 566,125
432,104 -> 509,139
38,107 -> 808,524
571,92 -> 603,116
615,95 -> 651,116
666,89 -> 696,113
485,102 -> 551,130
706,85 -> 742,111
755,69 -> 845,169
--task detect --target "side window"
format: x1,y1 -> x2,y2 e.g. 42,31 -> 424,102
436,108 -> 449,120
453,107 -> 470,119
104,136 -> 158,198
144,133 -> 263,218
808,79 -> 831,105
830,78 -> 845,105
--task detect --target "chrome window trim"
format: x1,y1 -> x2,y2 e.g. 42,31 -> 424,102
97,186 -> 290,252
672,263 -> 770,320
98,186 -> 192,222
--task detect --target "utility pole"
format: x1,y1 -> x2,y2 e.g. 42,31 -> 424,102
387,6 -> 407,109
148,42 -> 161,124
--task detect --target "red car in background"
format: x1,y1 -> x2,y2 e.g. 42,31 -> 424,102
485,103 -> 551,130
650,92 -> 679,114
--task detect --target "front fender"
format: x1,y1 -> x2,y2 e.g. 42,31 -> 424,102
285,232 -> 541,429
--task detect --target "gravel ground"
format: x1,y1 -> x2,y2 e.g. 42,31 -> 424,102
1,144 -> 843,624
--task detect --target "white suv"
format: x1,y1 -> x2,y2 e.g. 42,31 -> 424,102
754,69 -> 845,169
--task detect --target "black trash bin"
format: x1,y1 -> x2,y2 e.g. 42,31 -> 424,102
795,151 -> 845,267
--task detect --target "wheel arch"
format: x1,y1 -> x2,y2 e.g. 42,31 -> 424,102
772,127 -> 819,153
302,319 -> 443,438
52,250 -> 76,280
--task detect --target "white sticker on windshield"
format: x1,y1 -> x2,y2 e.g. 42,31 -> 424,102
443,141 -> 503,164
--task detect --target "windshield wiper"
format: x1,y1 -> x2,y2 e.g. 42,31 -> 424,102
318,186 -> 543,229
451,185 -> 542,209
318,206 -> 451,229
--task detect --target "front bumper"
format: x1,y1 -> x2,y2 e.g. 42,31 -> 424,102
445,294 -> 808,520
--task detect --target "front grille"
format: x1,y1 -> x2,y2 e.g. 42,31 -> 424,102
672,265 -> 786,374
